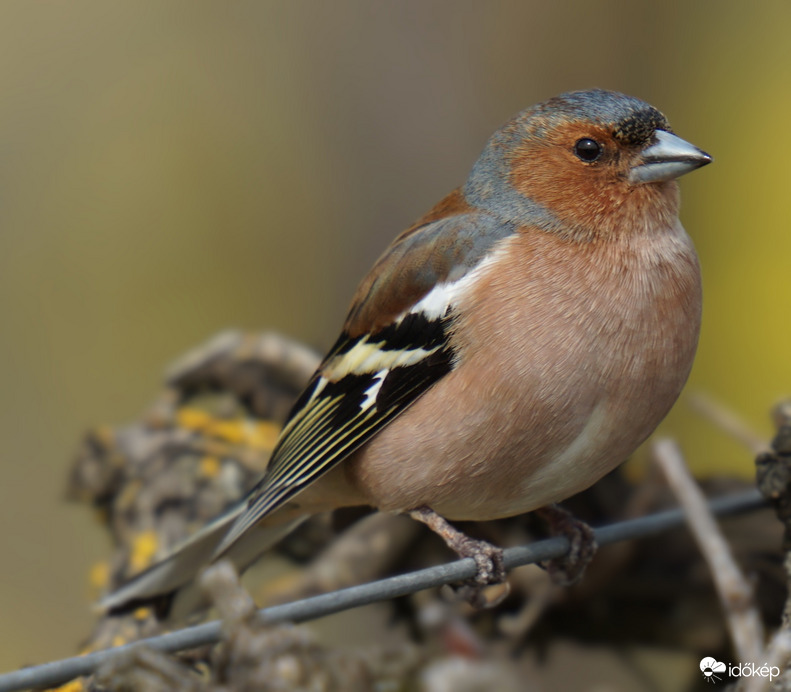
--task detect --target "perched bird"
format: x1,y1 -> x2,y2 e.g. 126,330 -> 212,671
102,89 -> 711,619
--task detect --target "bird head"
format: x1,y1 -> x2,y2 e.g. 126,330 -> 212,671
465,89 -> 712,241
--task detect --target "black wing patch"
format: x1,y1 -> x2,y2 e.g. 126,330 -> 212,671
213,311 -> 455,557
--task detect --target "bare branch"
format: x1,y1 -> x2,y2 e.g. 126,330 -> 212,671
740,629 -> 791,692
652,438 -> 764,663
0,489 -> 765,692
689,392 -> 769,455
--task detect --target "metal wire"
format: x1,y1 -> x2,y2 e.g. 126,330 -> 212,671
0,488 -> 767,692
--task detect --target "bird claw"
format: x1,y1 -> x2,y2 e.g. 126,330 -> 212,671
456,535 -> 506,585
408,506 -> 509,608
452,538 -> 509,608
536,504 -> 597,586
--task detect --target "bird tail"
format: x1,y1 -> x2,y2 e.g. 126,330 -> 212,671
97,502 -> 305,622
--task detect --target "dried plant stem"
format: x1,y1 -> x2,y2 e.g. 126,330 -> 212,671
0,489 -> 765,692
689,392 -> 768,455
739,629 -> 791,692
652,437 -> 764,663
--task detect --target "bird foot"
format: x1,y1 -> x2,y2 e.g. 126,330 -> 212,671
535,504 -> 597,586
408,506 -> 508,608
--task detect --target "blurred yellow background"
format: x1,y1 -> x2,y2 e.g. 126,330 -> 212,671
0,0 -> 789,672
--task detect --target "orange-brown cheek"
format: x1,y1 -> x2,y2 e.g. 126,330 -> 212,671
509,145 -> 614,229
506,141 -> 679,239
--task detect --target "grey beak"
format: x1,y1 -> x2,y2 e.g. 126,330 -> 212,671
629,130 -> 712,184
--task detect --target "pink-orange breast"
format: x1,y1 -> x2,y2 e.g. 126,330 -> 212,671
344,220 -> 702,520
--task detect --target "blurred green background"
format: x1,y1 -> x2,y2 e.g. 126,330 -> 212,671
0,0 -> 789,673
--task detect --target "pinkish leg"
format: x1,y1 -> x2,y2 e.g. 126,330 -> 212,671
409,506 -> 507,607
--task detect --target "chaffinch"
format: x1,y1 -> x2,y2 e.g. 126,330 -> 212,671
102,89 -> 711,619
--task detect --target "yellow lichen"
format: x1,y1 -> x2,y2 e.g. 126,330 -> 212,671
89,561 -> 109,590
176,407 -> 212,431
210,419 -> 246,444
51,679 -> 85,692
133,606 -> 152,620
199,455 -> 221,478
248,421 -> 281,450
130,530 -> 159,572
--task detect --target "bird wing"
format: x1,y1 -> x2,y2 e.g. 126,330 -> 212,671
214,201 -> 516,557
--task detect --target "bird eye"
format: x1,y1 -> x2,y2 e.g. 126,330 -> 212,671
574,138 -> 602,162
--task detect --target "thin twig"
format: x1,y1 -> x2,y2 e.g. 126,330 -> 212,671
0,489 -> 765,692
652,438 -> 764,663
497,569 -> 558,639
740,629 -> 791,692
689,392 -> 769,455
